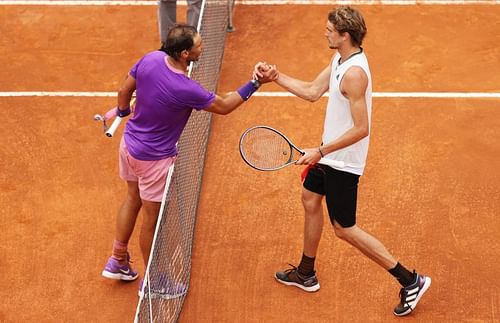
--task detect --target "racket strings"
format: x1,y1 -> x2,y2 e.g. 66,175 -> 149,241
240,128 -> 295,170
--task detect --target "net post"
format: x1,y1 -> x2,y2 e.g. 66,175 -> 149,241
227,0 -> 235,32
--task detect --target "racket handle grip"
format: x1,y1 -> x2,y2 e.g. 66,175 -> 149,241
105,116 -> 123,137
318,158 -> 345,168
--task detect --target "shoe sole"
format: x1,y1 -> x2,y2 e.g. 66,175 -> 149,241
394,277 -> 432,316
102,270 -> 139,281
274,273 -> 320,292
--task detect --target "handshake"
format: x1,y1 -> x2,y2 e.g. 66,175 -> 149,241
237,62 -> 279,101
252,62 -> 279,84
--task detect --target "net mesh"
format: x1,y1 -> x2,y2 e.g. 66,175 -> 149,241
134,1 -> 233,322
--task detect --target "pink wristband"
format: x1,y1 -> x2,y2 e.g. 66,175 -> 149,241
104,107 -> 117,120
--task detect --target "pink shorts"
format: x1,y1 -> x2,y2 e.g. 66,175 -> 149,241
119,137 -> 175,202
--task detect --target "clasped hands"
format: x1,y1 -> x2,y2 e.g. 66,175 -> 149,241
252,62 -> 279,83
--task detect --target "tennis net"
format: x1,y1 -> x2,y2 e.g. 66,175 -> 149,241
134,1 -> 234,322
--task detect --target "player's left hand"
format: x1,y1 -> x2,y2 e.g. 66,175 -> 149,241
103,107 -> 118,120
296,148 -> 322,165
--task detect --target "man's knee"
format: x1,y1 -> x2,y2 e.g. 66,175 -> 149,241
126,182 -> 142,206
141,201 -> 161,223
333,223 -> 357,241
301,189 -> 322,213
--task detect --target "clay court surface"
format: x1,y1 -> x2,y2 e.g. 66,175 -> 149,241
1,2 -> 499,322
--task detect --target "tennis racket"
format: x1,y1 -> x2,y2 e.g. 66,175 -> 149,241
105,115 -> 123,137
239,125 -> 345,171
93,97 -> 135,137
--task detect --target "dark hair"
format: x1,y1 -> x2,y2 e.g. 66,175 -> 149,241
328,6 -> 367,47
159,23 -> 198,60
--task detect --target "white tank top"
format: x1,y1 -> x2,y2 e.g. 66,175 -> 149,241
322,50 -> 372,175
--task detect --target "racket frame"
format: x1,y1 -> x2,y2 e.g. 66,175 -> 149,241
239,125 -> 346,171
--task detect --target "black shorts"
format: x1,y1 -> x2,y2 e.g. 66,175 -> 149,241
303,164 -> 360,228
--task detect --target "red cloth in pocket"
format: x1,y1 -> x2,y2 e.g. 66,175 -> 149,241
301,164 -> 315,182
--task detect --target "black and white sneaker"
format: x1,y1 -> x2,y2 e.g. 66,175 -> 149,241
275,264 -> 320,292
393,272 -> 431,316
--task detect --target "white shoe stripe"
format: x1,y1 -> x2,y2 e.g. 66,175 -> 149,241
407,286 -> 419,294
406,294 -> 417,301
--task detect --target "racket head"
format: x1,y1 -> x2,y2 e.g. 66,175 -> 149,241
239,125 -> 302,171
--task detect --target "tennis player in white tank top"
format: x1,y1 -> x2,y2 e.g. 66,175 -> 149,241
254,6 -> 431,317
324,50 -> 371,175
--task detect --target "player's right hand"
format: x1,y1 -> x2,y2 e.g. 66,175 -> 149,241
253,62 -> 279,83
253,62 -> 272,79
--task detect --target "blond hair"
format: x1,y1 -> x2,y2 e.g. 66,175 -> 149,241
328,6 -> 367,47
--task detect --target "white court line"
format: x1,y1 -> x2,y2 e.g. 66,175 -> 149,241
236,0 -> 500,4
0,92 -> 117,97
258,92 -> 500,98
1,91 -> 499,98
1,0 -> 499,5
